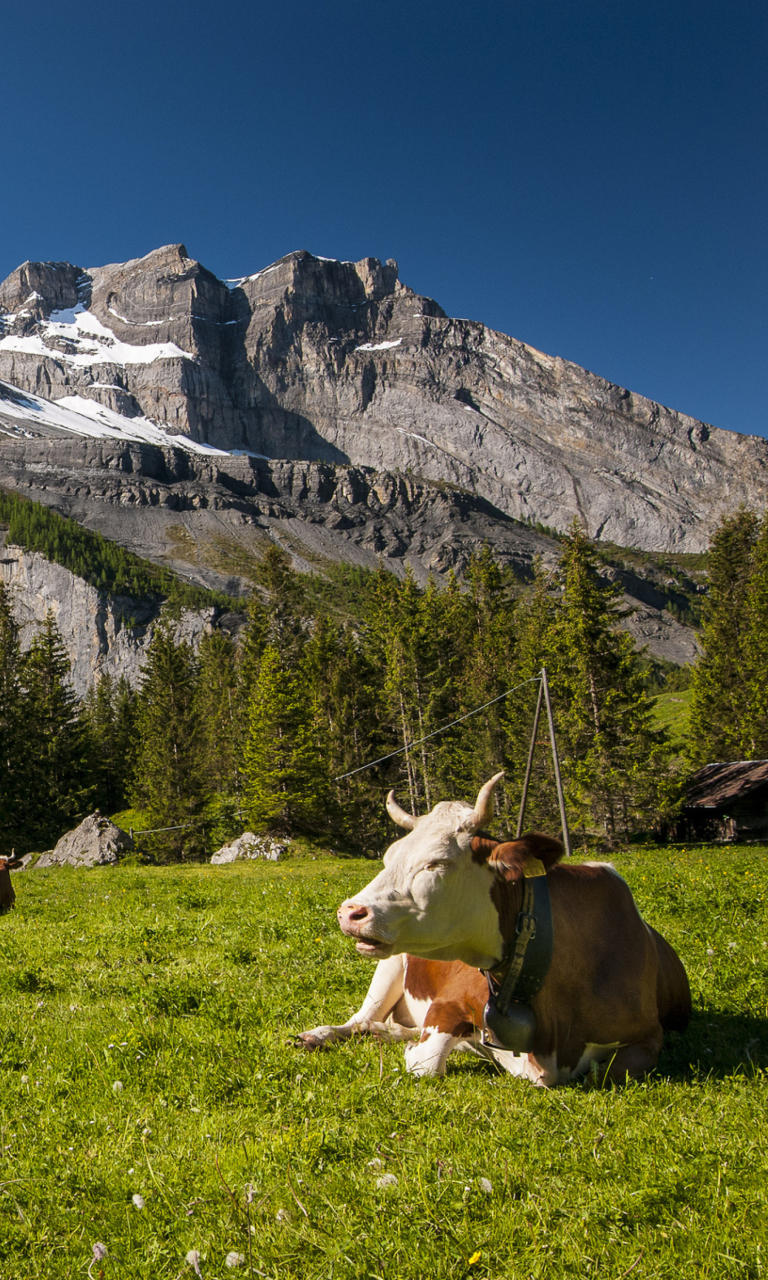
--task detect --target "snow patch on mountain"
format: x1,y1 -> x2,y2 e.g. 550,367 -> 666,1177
0,380 -> 267,458
355,338 -> 403,352
0,309 -> 194,367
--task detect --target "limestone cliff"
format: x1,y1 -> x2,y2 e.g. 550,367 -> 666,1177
1,245 -> 766,556
0,543 -> 217,697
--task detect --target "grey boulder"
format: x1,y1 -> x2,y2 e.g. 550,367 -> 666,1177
36,812 -> 134,868
210,832 -> 287,864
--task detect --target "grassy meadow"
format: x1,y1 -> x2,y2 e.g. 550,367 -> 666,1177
0,846 -> 766,1280
651,691 -> 694,751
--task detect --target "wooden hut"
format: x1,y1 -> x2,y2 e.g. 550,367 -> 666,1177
679,760 -> 768,841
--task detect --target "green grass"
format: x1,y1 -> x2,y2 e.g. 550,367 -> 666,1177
652,690 -> 694,749
0,847 -> 766,1279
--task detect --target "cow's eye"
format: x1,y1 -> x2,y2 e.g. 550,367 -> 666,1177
426,860 -> 451,872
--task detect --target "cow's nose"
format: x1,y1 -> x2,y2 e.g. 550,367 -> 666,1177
338,900 -> 373,928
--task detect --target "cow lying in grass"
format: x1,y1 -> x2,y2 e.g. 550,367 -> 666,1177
300,774 -> 691,1085
0,857 -> 17,914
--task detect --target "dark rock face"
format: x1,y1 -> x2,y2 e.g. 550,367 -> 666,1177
0,431 -> 556,585
0,432 -> 701,670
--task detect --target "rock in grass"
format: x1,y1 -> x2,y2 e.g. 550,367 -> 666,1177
35,812 -> 134,869
210,832 -> 287,865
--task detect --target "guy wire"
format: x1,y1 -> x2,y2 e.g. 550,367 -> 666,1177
334,676 -> 542,781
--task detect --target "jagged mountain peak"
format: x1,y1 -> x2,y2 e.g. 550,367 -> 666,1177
0,259 -> 83,322
0,240 -> 767,556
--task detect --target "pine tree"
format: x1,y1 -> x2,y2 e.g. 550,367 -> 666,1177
82,674 -> 138,814
197,631 -> 242,796
243,643 -> 328,834
518,526 -> 671,844
303,615 -> 384,846
23,611 -> 92,849
734,513 -> 768,758
688,508 -> 759,766
0,583 -> 28,855
131,627 -> 206,860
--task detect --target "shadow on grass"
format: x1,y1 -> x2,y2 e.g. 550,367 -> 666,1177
440,1008 -> 768,1085
660,1007 -> 768,1080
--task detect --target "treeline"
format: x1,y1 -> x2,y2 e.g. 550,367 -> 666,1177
0,525 -> 675,859
0,488 -> 241,612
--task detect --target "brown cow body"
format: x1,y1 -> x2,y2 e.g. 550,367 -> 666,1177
300,778 -> 691,1085
0,859 -> 16,914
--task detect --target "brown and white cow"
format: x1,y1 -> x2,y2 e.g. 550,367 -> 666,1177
0,857 -> 17,914
300,774 -> 691,1085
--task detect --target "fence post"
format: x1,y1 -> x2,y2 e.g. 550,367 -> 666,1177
516,677 -> 544,838
540,666 -> 571,857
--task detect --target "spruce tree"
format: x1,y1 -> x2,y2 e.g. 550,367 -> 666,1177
23,611 -> 91,849
196,630 -> 246,845
501,557 -> 562,833
254,544 -> 307,657
131,627 -> 206,860
197,631 -> 242,795
303,615 -> 384,845
237,591 -> 269,704
452,549 -> 521,823
517,526 -> 671,844
688,508 -> 759,766
734,512 -> 768,758
243,643 -> 327,834
82,673 -> 138,814
0,583 -> 27,855
365,566 -> 456,814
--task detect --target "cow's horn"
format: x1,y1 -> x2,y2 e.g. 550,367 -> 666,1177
463,771 -> 505,831
386,790 -> 418,830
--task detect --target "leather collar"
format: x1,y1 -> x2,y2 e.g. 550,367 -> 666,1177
481,863 -> 553,1051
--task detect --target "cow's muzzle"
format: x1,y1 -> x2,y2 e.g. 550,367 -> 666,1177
337,900 -> 393,957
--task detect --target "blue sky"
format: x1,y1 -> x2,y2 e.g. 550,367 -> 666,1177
1,1 -> 765,435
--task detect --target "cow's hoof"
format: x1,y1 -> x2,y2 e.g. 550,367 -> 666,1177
295,1032 -> 331,1051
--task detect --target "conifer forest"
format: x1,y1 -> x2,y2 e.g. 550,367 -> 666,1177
1,498 -> 762,861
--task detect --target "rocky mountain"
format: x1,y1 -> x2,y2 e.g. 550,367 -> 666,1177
2,241 -> 755,671
1,243 -> 767,554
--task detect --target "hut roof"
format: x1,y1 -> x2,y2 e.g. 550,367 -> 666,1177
684,760 -> 768,810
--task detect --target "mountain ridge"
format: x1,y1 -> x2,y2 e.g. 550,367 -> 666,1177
1,243 -> 766,557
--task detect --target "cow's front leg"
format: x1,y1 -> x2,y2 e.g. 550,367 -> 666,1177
299,954 -> 415,1051
403,998 -> 477,1077
404,1030 -> 463,1077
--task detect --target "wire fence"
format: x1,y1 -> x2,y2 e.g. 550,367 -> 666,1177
129,821 -> 198,838
333,675 -> 541,781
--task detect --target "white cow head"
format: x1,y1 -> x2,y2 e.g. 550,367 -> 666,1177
337,773 -> 505,969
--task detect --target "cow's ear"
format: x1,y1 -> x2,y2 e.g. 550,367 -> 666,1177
486,841 -> 527,880
470,835 -> 499,865
488,832 -> 565,881
520,833 -> 565,869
